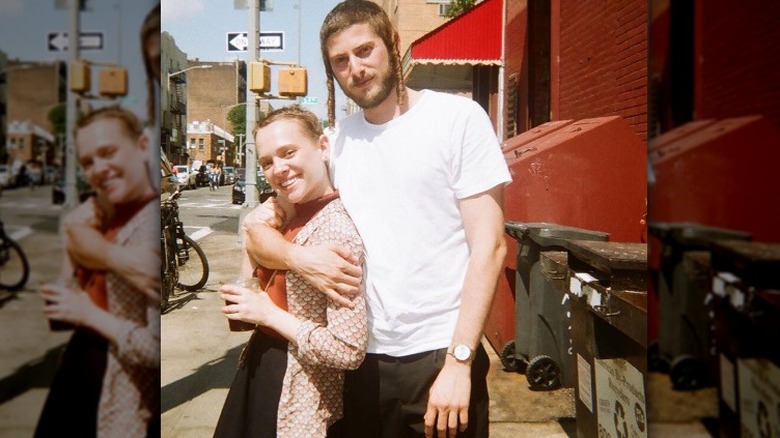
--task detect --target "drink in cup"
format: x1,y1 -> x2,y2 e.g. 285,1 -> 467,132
226,278 -> 259,331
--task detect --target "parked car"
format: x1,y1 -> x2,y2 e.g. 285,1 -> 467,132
222,166 -> 236,185
0,164 -> 11,188
174,165 -> 197,190
52,169 -> 96,204
231,168 -> 275,205
194,165 -> 211,187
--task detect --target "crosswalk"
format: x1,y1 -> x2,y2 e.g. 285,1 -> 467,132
0,199 -> 62,211
177,201 -> 241,210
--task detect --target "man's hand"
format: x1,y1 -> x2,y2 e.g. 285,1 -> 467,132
62,196 -> 104,229
423,358 -> 472,438
290,244 -> 362,308
243,197 -> 286,231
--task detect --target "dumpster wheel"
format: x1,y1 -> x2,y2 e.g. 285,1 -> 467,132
670,355 -> 705,390
499,340 -> 527,373
526,355 -> 561,391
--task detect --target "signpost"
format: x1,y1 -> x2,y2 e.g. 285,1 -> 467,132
226,31 -> 284,52
47,31 -> 104,51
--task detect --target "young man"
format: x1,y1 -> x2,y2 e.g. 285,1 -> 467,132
37,106 -> 160,437
244,1 -> 510,437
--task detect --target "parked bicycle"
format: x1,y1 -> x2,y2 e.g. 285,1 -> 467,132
161,186 -> 209,309
0,220 -> 30,291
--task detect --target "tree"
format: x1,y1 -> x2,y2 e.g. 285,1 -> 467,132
47,103 -> 67,138
227,104 -> 246,137
444,0 -> 477,18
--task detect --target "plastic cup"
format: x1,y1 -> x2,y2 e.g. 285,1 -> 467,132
226,278 -> 259,332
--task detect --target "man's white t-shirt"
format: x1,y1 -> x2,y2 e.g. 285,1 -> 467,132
329,90 -> 512,356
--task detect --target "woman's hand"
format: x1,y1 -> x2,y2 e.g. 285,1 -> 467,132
220,284 -> 279,327
40,282 -> 96,326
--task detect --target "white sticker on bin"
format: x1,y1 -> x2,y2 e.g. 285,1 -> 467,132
728,286 -> 745,309
712,271 -> 740,297
569,272 -> 599,297
585,285 -> 602,308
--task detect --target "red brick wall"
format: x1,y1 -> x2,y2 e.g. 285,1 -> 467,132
557,0 -> 648,141
695,0 -> 780,127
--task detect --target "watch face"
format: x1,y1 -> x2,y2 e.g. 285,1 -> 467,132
454,344 -> 471,361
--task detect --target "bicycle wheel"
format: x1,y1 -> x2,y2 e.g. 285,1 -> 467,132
175,234 -> 209,291
0,238 -> 30,291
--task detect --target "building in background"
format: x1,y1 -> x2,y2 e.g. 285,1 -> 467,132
186,119 -> 235,168
162,31 -> 188,164
185,59 -> 247,168
371,0 -> 452,58
2,60 -> 65,174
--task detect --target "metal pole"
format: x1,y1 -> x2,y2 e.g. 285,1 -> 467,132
297,0 -> 302,66
63,0 -> 80,209
238,0 -> 260,241
244,0 -> 259,207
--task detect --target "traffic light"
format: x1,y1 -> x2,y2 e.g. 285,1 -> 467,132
98,67 -> 127,96
249,62 -> 270,93
68,61 -> 90,93
278,68 -> 307,97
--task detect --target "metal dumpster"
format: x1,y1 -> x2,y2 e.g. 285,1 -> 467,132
502,222 -> 608,391
647,222 -> 751,389
708,240 -> 780,438
487,116 -> 647,354
566,240 -> 648,438
649,115 -> 780,243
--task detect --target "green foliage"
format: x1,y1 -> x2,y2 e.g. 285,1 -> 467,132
47,103 -> 67,136
227,104 -> 246,137
444,0 -> 477,18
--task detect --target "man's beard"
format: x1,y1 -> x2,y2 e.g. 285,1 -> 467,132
342,63 -> 398,110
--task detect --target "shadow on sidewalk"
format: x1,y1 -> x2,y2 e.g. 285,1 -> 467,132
0,343 -> 65,404
161,344 -> 243,413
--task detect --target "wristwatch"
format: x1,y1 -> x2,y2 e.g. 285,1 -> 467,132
448,344 -> 475,364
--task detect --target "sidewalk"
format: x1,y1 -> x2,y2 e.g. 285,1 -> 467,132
161,229 -> 577,437
0,231 -> 71,437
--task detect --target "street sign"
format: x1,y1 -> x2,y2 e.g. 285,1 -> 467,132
47,31 -> 104,52
259,32 -> 284,51
54,0 -> 92,11
227,32 -> 248,52
226,31 -> 284,52
299,96 -> 319,105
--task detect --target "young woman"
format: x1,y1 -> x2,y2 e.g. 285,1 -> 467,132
215,105 -> 367,438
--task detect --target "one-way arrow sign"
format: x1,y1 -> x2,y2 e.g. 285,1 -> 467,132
227,31 -> 285,52
47,31 -> 104,52
227,32 -> 249,52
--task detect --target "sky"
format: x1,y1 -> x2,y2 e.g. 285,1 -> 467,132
161,0 -> 347,122
0,0 -> 159,122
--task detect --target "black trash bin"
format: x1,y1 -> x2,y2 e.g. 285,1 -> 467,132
566,240 -> 648,438
648,222 -> 751,389
503,222 -> 608,391
708,240 -> 780,438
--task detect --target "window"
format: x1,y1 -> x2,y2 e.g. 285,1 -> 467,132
198,138 -> 204,151
438,3 -> 453,16
506,74 -> 519,138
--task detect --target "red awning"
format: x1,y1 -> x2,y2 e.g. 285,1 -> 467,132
403,0 -> 503,72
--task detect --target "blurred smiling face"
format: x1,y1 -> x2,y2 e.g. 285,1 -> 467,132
76,117 -> 151,205
256,119 -> 331,205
